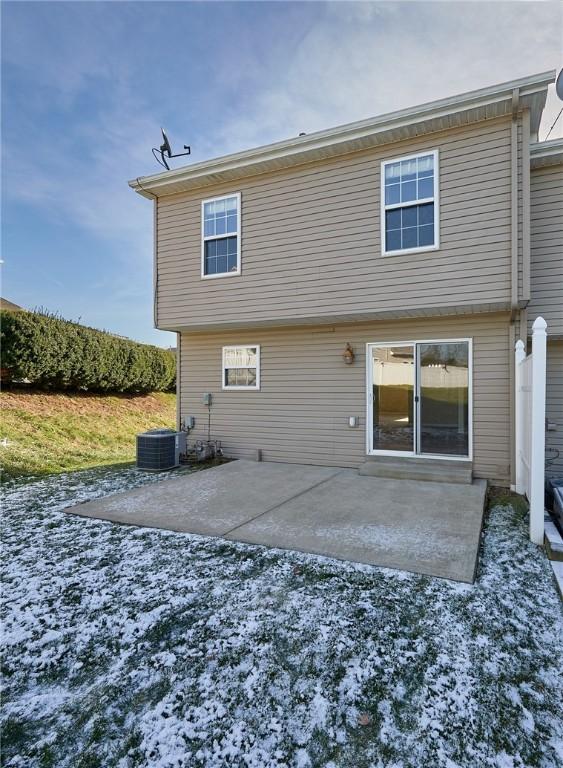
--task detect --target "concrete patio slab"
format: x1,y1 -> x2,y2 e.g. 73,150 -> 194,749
67,460 -> 341,536
66,460 -> 486,582
227,471 -> 487,582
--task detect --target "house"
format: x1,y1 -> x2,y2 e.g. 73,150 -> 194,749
0,298 -> 24,312
529,137 -> 563,479
130,71 -> 561,489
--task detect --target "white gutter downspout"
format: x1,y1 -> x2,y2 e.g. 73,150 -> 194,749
509,88 -> 520,490
135,178 -> 159,328
522,108 -> 531,305
153,198 -> 158,329
510,87 -> 520,318
134,180 -> 181,431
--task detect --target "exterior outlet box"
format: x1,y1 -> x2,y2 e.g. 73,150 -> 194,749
186,416 -> 196,429
348,416 -> 359,428
203,393 -> 213,406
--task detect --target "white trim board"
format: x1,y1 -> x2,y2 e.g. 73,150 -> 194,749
222,344 -> 261,391
201,192 -> 242,279
365,338 -> 473,462
129,72 -> 554,199
380,148 -> 440,257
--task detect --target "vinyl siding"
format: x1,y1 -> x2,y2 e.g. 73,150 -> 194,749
528,163 -> 563,336
180,312 -> 511,485
546,340 -> 563,478
158,117 -> 517,330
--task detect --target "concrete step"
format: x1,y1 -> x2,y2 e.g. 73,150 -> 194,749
544,519 -> 563,562
550,561 -> 563,601
358,456 -> 473,484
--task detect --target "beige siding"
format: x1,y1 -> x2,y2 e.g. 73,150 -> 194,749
528,164 -> 563,336
180,312 -> 512,485
158,117 -> 516,330
546,340 -> 563,478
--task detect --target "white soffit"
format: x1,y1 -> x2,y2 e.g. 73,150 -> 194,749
130,71 -> 554,199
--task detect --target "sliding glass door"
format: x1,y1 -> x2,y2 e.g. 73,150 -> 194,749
369,340 -> 471,459
418,342 -> 469,457
372,345 -> 415,453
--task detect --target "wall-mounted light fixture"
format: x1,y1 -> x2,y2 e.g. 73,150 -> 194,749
342,342 -> 355,365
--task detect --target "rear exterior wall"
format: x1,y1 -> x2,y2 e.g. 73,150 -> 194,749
528,163 -> 563,337
546,340 -> 563,478
179,312 -> 512,485
158,116 -> 522,330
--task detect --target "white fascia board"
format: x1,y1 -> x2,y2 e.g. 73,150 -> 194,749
130,71 -> 555,199
530,137 -> 563,168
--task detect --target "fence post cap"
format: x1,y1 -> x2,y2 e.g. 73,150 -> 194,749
515,339 -> 525,351
532,316 -> 547,332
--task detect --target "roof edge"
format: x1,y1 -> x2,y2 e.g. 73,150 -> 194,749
130,70 -> 555,198
530,137 -> 563,167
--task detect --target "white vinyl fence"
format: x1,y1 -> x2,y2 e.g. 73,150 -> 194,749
515,316 -> 547,545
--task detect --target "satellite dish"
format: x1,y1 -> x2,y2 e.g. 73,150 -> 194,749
556,69 -> 563,101
152,128 -> 191,170
160,128 -> 172,158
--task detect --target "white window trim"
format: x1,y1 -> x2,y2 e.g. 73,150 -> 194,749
380,149 -> 440,257
201,192 -> 241,279
365,337 -> 473,462
222,345 -> 260,390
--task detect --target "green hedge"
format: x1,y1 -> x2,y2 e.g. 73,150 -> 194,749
1,310 -> 176,393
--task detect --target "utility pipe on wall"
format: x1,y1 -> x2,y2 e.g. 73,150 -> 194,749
510,87 -> 520,316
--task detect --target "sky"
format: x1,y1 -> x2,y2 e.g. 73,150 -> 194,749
2,1 -> 562,347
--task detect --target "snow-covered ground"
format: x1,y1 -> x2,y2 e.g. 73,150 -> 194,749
2,465 -> 563,768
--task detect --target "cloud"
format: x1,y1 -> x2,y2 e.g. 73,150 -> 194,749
2,1 -> 561,345
205,1 -> 562,156
5,1 -> 561,246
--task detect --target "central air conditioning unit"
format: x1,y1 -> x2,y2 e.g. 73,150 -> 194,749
136,429 -> 187,472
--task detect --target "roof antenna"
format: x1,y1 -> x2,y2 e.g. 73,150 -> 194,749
152,128 -> 191,170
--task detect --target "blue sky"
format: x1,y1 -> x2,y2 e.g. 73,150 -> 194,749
2,1 -> 562,346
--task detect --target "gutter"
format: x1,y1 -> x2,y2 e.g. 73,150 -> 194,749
530,137 -> 563,167
129,71 -> 554,199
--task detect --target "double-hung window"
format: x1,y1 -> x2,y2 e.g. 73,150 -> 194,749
222,346 -> 260,390
382,150 -> 439,255
201,193 -> 241,278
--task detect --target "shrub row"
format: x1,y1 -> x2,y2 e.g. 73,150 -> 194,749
1,310 -> 175,393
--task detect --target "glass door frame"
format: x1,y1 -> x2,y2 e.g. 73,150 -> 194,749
366,338 -> 473,461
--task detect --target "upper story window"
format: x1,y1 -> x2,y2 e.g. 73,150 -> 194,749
222,345 -> 260,390
201,193 -> 241,278
381,150 -> 439,256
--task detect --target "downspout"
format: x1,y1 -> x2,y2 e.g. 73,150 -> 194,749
520,108 -> 531,346
509,89 -> 520,489
153,198 -> 158,329
135,179 -> 181,432
135,178 -> 159,329
510,87 -> 520,320
522,108 -> 531,305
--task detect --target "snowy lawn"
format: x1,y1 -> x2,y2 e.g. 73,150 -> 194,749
2,466 -> 563,768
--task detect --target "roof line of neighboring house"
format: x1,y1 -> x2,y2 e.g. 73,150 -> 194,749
130,70 -> 555,199
0,297 -> 24,312
530,137 -> 563,168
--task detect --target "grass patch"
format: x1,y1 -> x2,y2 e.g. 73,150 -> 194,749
2,467 -> 562,768
0,388 -> 176,479
487,484 -> 529,515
